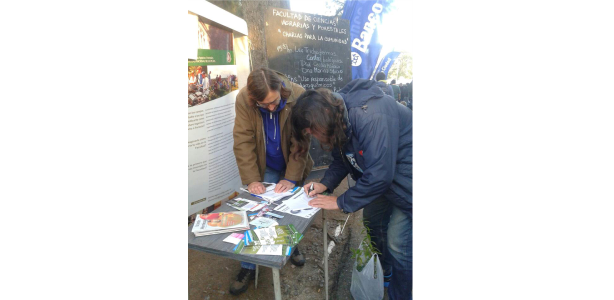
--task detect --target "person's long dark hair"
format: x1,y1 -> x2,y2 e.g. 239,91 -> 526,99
246,68 -> 292,107
291,88 -> 348,160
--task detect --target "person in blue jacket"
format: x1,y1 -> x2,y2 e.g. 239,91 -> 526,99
291,79 -> 412,300
375,71 -> 395,97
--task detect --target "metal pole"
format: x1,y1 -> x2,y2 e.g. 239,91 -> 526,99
323,211 -> 328,300
272,267 -> 282,300
255,265 -> 259,289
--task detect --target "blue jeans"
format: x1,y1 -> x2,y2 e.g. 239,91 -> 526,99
240,167 -> 283,270
387,205 -> 412,300
364,197 -> 412,300
363,196 -> 394,275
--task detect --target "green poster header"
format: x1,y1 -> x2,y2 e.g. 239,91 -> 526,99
188,49 -> 235,66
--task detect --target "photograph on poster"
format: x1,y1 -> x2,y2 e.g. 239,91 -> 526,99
188,65 -> 238,107
197,19 -> 233,51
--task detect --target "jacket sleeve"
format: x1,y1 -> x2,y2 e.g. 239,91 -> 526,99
284,134 -> 311,182
233,94 -> 261,185
283,84 -> 309,182
336,112 -> 399,213
319,147 -> 349,193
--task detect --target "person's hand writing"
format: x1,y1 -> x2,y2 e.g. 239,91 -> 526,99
302,182 -> 327,197
274,180 -> 295,193
248,182 -> 265,194
308,194 -> 339,210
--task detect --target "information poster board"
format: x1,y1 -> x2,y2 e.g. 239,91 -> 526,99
265,7 -> 351,168
188,12 -> 248,216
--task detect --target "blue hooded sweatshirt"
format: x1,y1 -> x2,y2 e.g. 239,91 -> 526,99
257,83 -> 297,184
259,98 -> 287,173
320,79 -> 413,218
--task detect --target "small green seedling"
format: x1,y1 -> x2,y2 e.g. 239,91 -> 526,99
350,219 -> 381,277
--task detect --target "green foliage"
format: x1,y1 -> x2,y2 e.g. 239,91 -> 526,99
325,0 -> 346,17
388,53 -> 413,82
350,219 -> 381,276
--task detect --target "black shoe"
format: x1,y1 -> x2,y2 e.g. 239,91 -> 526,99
290,248 -> 305,266
229,267 -> 255,295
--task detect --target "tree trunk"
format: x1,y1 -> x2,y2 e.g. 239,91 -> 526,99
242,0 -> 290,71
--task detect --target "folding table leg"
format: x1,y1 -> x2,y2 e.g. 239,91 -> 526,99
272,267 -> 282,300
323,211 -> 329,300
255,265 -> 259,289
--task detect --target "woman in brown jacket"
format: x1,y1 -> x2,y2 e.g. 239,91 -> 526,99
230,68 -> 313,295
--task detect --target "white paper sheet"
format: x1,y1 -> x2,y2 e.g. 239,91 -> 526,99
249,217 -> 279,228
274,202 -> 320,219
258,189 -> 295,202
282,190 -> 315,210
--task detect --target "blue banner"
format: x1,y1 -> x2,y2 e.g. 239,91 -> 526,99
374,51 -> 400,78
342,0 -> 393,80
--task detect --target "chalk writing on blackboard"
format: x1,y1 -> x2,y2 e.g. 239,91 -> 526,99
265,7 -> 351,93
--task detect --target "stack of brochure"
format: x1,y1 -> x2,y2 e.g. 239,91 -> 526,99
233,243 -> 293,256
191,211 -> 250,237
233,224 -> 302,256
243,224 -> 303,246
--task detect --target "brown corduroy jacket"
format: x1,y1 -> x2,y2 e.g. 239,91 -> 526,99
232,73 -> 313,185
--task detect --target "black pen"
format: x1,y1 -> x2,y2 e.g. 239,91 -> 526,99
308,183 -> 314,196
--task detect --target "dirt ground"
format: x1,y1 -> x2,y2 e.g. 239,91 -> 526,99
188,174 -> 390,300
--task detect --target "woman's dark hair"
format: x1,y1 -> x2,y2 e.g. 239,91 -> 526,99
246,68 -> 292,107
291,88 -> 348,160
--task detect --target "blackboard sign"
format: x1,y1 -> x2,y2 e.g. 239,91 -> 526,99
265,7 -> 351,169
265,7 -> 351,92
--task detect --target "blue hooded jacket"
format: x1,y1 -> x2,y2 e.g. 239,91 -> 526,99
319,79 -> 413,217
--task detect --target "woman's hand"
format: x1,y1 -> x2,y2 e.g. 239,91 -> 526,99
274,180 -> 295,193
248,182 -> 265,194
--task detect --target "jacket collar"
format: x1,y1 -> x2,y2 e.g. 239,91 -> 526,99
275,71 -> 296,104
